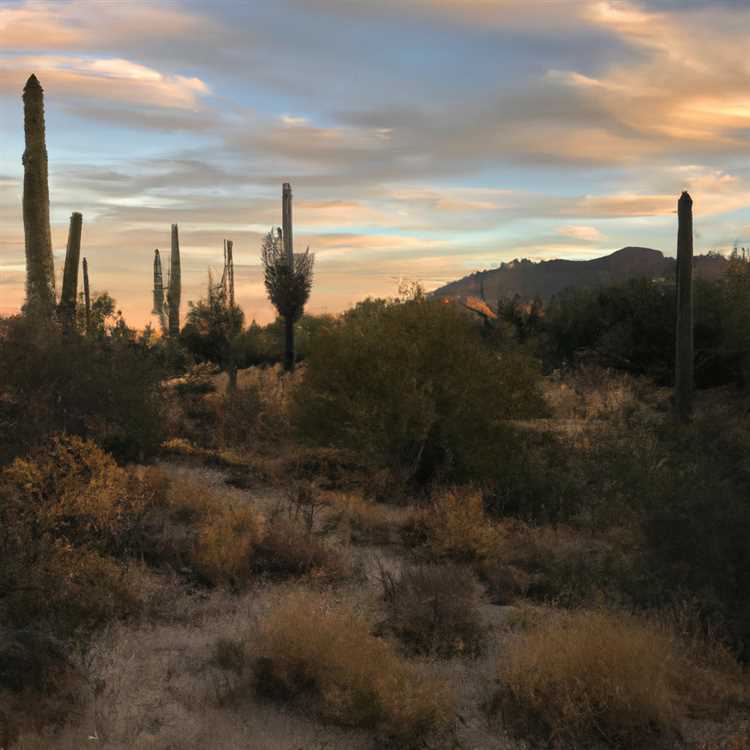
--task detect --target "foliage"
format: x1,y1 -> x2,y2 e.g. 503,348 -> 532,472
254,589 -> 454,747
181,285 -> 244,376
0,437 -> 151,641
379,563 -> 486,657
0,315 -> 164,463
260,229 -> 314,324
491,610 -> 744,747
294,296 -> 546,486
541,262 -> 750,388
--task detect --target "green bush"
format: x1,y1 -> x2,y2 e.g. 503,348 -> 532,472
294,297 -> 545,486
541,265 -> 750,388
0,316 -> 164,463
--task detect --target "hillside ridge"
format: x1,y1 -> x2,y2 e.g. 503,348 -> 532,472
433,246 -> 728,302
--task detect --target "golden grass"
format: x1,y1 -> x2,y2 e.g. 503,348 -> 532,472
192,506 -> 265,587
418,488 -> 505,562
321,491 -> 416,543
492,610 -> 747,747
254,590 -> 455,747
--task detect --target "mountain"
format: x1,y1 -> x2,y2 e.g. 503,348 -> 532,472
432,247 -> 729,303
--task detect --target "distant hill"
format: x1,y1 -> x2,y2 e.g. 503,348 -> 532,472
432,247 -> 729,303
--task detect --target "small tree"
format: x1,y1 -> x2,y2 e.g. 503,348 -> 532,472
182,272 -> 245,391
261,228 -> 314,372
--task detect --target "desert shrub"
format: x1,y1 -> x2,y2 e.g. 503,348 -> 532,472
416,488 -> 505,562
541,270 -> 750,388
0,315 -> 164,464
1,435 -> 151,556
0,627 -> 85,748
254,590 -> 454,746
252,516 -> 350,582
491,610 -> 744,747
294,297 -> 545,487
379,564 -> 486,657
322,492 -> 415,544
0,437 -> 153,640
638,420 -> 750,659
214,386 -> 263,447
192,506 -> 264,587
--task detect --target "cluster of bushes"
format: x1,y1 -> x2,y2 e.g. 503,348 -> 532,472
252,590 -> 455,747
294,295 -> 545,488
492,610 -> 746,747
0,315 -> 165,463
538,254 -> 750,387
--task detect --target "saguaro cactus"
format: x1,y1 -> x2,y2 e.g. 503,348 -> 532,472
58,212 -> 82,329
261,184 -> 314,372
282,182 -> 293,268
167,224 -> 182,337
22,74 -> 56,318
225,239 -> 235,308
82,257 -> 91,333
152,248 -> 166,331
674,191 -> 694,422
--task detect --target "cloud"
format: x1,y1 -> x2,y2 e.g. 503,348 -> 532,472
558,225 -> 607,241
0,55 -> 210,108
0,1 -> 210,51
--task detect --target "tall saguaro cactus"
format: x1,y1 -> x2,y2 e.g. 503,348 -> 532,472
58,212 -> 82,329
674,191 -> 694,422
22,74 -> 56,318
152,248 -> 166,331
82,257 -> 91,333
262,183 -> 314,372
167,224 -> 182,337
225,239 -> 235,308
282,182 -> 294,268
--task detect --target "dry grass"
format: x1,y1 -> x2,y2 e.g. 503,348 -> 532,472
321,491 -> 416,544
492,610 -> 747,748
11,589 -> 372,750
192,506 -> 265,587
378,563 -> 486,657
253,589 -> 455,747
415,488 -> 505,562
252,516 -> 352,583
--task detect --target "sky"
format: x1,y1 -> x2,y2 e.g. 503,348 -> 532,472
1,0 -> 750,325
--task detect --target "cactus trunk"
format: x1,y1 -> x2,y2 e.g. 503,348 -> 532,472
167,224 -> 181,337
22,74 -> 56,319
82,257 -> 91,333
674,191 -> 694,422
152,248 -> 167,332
284,314 -> 295,372
282,183 -> 294,270
226,239 -> 235,308
282,183 -> 295,371
58,212 -> 82,329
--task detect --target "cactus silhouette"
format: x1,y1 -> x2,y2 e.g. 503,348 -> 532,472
22,74 -> 56,318
82,257 -> 91,333
261,184 -> 314,372
674,191 -> 694,422
152,248 -> 167,332
167,224 -> 182,337
59,212 -> 82,329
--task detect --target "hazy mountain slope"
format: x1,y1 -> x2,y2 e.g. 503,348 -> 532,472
433,247 -> 729,302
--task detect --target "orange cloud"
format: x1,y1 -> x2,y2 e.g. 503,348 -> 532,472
558,225 -> 607,241
0,55 -> 209,108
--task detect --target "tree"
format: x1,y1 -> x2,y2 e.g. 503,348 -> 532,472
181,272 -> 245,391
